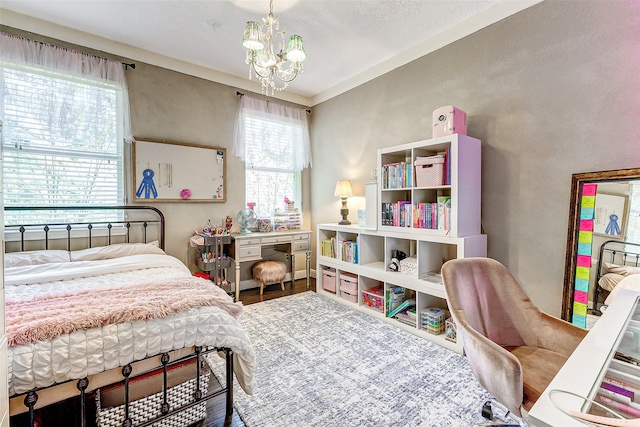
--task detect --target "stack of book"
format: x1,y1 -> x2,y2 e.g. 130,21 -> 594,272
381,161 -> 412,189
386,286 -> 405,316
395,307 -> 417,326
340,240 -> 358,264
380,201 -> 412,227
321,238 -> 336,258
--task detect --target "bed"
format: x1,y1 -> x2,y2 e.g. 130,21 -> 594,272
4,206 -> 255,427
594,240 -> 640,312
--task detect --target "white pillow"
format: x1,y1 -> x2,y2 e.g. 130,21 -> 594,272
598,272 -> 625,292
5,250 -> 71,268
70,241 -> 165,262
604,262 -> 640,276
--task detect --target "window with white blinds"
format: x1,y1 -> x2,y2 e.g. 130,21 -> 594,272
626,182 -> 640,244
244,113 -> 301,216
1,65 -> 125,225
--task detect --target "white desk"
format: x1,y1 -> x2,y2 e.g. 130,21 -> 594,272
229,230 -> 311,301
529,289 -> 640,426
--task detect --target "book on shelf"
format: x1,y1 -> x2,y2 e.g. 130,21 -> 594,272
386,286 -> 405,317
321,239 -> 334,258
380,201 -> 412,227
388,299 -> 416,318
438,148 -> 451,186
437,196 -> 451,231
340,240 -> 359,264
381,161 -> 412,189
412,202 -> 438,229
394,308 -> 417,326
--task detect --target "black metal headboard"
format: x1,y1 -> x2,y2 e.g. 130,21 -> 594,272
594,240 -> 640,307
4,205 -> 165,251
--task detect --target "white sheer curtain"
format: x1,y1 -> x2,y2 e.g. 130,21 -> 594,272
0,32 -> 133,143
234,94 -> 312,170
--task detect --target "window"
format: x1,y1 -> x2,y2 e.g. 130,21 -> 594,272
0,33 -> 131,225
626,181 -> 640,243
234,95 -> 311,217
243,113 -> 301,216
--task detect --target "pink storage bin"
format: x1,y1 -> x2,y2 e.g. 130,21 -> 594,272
415,156 -> 444,187
340,289 -> 358,303
340,272 -> 358,294
323,267 -> 336,293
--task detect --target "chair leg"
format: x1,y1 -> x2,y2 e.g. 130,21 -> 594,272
280,279 -> 285,291
260,281 -> 265,295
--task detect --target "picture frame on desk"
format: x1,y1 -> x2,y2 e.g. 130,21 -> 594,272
593,193 -> 628,239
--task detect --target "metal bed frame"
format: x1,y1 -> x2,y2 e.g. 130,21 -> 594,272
5,206 -> 234,427
594,239 -> 640,312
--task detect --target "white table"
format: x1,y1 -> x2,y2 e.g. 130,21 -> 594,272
529,289 -> 640,426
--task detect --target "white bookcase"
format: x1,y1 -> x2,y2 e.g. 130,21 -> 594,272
316,134 -> 485,354
378,134 -> 481,237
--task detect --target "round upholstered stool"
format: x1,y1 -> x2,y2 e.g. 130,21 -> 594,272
252,260 -> 287,295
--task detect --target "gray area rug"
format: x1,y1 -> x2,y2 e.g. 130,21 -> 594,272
207,291 -> 491,427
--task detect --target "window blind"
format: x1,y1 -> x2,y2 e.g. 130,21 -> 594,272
2,65 -> 124,224
244,114 -> 301,216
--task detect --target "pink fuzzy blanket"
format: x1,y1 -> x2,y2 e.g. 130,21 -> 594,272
6,277 -> 243,347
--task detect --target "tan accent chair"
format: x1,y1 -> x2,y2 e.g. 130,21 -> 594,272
441,258 -> 587,422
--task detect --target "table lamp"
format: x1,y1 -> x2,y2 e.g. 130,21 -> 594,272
334,180 -> 353,225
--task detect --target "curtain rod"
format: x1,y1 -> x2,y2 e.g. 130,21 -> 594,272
236,91 -> 310,114
2,32 -> 135,70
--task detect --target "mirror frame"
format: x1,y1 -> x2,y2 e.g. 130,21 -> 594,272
562,167 -> 640,321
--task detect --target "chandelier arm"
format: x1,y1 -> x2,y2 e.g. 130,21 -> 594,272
249,61 -> 275,79
274,67 -> 300,83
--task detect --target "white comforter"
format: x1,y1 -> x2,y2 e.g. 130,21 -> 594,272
5,254 -> 255,396
605,273 -> 640,306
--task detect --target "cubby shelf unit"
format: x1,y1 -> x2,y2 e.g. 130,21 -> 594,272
317,223 -> 487,354
378,133 -> 481,237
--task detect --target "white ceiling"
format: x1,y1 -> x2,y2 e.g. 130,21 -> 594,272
0,0 -> 541,106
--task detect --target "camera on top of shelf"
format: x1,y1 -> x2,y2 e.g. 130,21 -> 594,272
389,250 -> 407,272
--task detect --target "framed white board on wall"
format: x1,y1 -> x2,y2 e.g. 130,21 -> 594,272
133,139 -> 226,202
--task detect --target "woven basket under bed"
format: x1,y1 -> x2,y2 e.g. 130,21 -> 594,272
96,371 -> 210,427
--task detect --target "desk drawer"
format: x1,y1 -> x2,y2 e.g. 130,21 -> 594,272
238,245 -> 261,260
238,238 -> 261,246
261,236 -> 292,244
293,240 -> 309,252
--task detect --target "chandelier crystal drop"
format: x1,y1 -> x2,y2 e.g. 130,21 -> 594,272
242,0 -> 306,95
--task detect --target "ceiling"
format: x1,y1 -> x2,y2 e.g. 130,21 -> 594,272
0,0 -> 541,106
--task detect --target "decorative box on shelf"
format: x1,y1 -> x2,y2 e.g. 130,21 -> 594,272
415,155 -> 444,187
399,256 -> 418,276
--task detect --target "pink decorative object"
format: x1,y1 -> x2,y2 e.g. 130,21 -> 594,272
432,105 -> 467,138
180,188 -> 192,199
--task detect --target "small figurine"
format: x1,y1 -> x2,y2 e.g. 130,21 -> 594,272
225,215 -> 232,233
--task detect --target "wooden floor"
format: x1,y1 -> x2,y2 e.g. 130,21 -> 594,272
9,278 -> 315,427
199,277 -> 316,427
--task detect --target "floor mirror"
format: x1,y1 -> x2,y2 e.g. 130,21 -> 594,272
562,168 -> 640,323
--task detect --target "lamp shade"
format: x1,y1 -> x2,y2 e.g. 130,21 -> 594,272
285,35 -> 307,62
242,21 -> 264,50
334,180 -> 353,198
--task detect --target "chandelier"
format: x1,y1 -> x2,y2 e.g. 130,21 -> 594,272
242,0 -> 307,95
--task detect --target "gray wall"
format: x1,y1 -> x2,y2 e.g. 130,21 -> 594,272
310,0 -> 640,317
